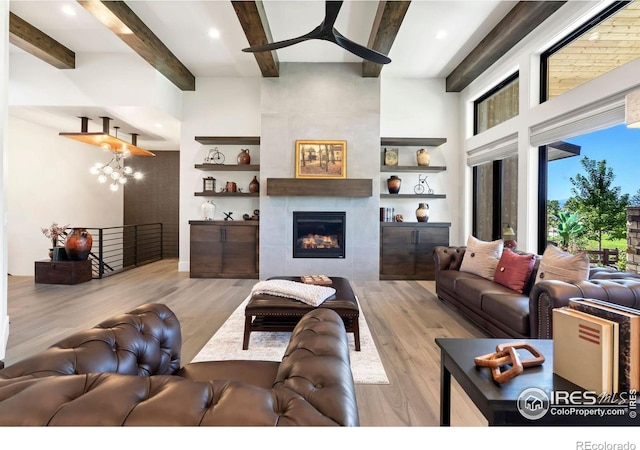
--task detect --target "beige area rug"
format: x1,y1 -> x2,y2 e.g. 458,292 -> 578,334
191,296 -> 389,384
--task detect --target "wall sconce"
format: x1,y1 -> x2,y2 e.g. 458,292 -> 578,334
625,89 -> 640,128
502,223 -> 517,250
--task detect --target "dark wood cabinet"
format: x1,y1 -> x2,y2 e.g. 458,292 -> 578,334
380,222 -> 450,280
34,260 -> 92,284
189,221 -> 258,278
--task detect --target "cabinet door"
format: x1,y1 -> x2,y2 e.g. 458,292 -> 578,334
190,225 -> 223,277
221,225 -> 258,275
380,226 -> 417,276
415,227 -> 449,279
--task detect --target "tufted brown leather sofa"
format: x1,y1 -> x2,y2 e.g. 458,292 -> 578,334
0,303 -> 359,426
434,245 -> 640,339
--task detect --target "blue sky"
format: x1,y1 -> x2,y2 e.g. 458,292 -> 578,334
547,124 -> 640,202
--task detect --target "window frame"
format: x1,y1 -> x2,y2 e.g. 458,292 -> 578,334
473,71 -> 519,135
539,1 -> 632,103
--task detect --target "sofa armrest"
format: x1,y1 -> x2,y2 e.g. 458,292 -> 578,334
0,303 -> 182,380
433,246 -> 466,273
529,279 -> 640,339
274,308 -> 359,426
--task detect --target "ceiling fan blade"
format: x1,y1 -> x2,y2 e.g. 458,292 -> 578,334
322,1 -> 344,29
333,30 -> 392,65
243,35 -> 312,53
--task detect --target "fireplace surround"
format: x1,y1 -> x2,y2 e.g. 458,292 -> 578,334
293,211 -> 345,258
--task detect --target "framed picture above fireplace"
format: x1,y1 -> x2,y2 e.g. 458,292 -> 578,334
295,140 -> 346,179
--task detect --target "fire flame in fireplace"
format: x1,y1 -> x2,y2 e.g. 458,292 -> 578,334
298,234 -> 340,249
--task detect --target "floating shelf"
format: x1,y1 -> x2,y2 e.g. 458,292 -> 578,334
195,136 -> 260,145
380,194 -> 446,199
266,178 -> 372,197
381,165 -> 447,173
195,192 -> 259,197
381,137 -> 446,147
194,164 -> 260,171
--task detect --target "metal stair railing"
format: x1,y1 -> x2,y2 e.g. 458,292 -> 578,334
82,223 -> 164,279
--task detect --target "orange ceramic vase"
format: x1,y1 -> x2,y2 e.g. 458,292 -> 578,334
64,228 -> 93,260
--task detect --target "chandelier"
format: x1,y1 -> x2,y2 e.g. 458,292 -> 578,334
89,145 -> 143,192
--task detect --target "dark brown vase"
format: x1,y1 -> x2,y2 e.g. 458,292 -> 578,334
249,175 -> 259,193
237,149 -> 251,165
64,228 -> 93,261
387,175 -> 401,194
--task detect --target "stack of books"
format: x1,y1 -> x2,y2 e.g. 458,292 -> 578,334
553,298 -> 640,394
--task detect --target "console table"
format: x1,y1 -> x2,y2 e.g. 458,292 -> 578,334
34,260 -> 92,285
436,338 -> 639,426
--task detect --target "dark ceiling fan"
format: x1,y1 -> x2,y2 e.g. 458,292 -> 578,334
242,0 -> 392,65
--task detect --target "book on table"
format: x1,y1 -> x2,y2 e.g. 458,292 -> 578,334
553,307 -> 619,394
568,298 -> 640,392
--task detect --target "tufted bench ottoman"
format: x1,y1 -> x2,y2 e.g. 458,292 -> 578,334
243,276 -> 360,351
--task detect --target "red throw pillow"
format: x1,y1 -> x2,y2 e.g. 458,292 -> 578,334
493,249 -> 536,294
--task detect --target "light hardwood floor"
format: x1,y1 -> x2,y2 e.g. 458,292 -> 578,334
5,259 -> 488,426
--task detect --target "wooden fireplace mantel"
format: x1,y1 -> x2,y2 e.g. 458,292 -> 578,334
266,178 -> 372,197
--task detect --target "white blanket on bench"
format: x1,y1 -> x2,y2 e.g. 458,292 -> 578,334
250,279 -> 336,307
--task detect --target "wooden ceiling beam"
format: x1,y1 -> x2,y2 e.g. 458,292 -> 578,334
362,1 -> 411,78
231,0 -> 279,78
77,0 -> 195,91
446,1 -> 566,92
9,12 -> 75,69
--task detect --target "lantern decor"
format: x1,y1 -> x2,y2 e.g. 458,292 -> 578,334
203,177 -> 216,193
502,224 -> 517,250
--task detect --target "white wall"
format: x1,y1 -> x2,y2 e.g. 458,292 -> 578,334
7,116 -> 124,275
178,77 -> 262,272
1,0 -> 9,362
380,77 -> 462,244
7,48 -> 185,277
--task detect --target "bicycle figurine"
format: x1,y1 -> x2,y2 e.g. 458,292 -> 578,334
204,147 -> 225,164
414,174 -> 434,195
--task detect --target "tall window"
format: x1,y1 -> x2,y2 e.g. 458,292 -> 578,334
541,1 -> 639,101
473,156 -> 518,242
474,72 -> 519,135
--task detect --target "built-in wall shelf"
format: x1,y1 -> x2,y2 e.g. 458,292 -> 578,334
381,137 -> 446,147
194,164 -> 260,171
266,178 -> 372,197
380,194 -> 446,199
195,136 -> 260,145
195,191 -> 259,197
381,165 -> 447,173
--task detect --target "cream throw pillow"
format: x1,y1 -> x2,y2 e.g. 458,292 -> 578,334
534,244 -> 590,284
459,236 -> 504,281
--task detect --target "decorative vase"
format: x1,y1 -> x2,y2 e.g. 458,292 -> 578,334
249,175 -> 259,193
201,200 -> 216,221
237,149 -> 251,165
387,175 -> 401,194
64,228 -> 93,261
416,203 -> 430,222
416,148 -> 431,166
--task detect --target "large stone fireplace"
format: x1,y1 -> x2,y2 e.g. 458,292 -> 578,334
258,62 -> 381,281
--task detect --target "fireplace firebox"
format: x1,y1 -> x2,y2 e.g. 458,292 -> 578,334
293,211 -> 345,258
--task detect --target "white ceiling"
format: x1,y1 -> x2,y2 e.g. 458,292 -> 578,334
8,0 -> 517,150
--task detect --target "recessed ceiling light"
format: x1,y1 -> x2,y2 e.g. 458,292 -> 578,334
588,31 -> 600,41
208,28 -> 221,40
154,123 -> 163,128
435,30 -> 448,40
62,5 -> 77,16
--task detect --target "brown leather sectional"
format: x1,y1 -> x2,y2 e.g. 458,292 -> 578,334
0,303 -> 359,426
434,245 -> 640,339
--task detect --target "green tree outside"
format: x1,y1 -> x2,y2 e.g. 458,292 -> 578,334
564,156 -> 629,251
